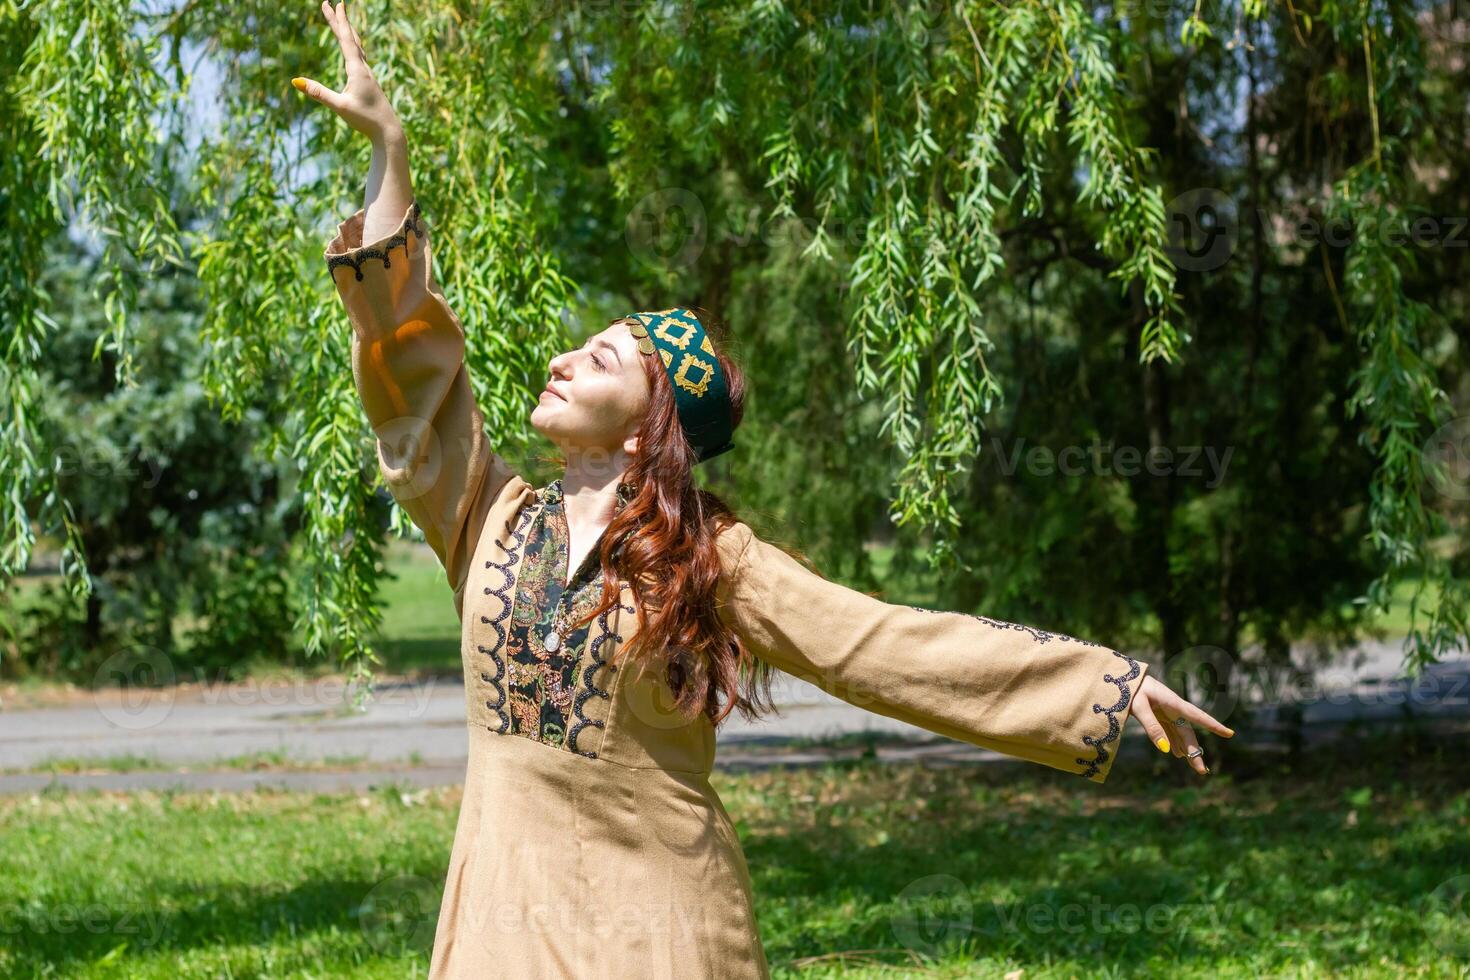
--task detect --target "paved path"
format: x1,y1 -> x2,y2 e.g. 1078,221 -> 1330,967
1,638 -> 1464,794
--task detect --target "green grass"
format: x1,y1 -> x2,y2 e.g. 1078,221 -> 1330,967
360,541 -> 461,677
235,540 -> 462,681
1,735 -> 1465,978
0,542 -> 463,701
1,750 -> 386,776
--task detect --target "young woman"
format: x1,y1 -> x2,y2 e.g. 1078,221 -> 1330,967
297,4 -> 1233,976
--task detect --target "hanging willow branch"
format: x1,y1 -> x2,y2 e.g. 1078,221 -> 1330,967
1,0 -> 1463,685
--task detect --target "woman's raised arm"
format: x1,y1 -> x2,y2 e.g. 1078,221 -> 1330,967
299,3 -> 524,620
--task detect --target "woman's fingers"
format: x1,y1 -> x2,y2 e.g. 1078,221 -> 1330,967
323,1 -> 363,72
1166,711 -> 1187,757
1131,687 -> 1174,755
1165,690 -> 1236,739
342,1 -> 367,59
298,0 -> 397,140
1168,711 -> 1209,774
291,76 -> 343,111
1143,672 -> 1235,738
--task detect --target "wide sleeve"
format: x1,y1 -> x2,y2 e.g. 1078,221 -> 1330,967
714,522 -> 1151,784
324,198 -> 523,620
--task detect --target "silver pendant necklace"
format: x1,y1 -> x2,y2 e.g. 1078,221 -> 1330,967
544,603 -> 572,653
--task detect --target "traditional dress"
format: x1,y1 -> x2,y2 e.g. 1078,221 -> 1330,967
325,198 -> 1151,978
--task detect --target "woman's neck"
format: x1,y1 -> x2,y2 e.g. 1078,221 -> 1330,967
556,471 -> 625,527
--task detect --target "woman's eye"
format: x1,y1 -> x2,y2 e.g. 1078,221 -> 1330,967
592,354 -> 606,371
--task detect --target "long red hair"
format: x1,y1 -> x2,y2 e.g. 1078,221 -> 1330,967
551,306 -> 791,728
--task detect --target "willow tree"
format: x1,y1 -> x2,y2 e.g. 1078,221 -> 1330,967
2,0 -> 1464,690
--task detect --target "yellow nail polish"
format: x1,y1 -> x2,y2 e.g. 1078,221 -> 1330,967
1155,736 -> 1170,753
291,77 -> 307,93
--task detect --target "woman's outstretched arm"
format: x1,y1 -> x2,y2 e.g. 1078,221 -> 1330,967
715,522 -> 1232,783
299,2 -> 524,621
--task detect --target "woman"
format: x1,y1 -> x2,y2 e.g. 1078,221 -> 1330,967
296,4 -> 1233,976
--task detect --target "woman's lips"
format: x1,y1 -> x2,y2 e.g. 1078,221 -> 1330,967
540,386 -> 565,401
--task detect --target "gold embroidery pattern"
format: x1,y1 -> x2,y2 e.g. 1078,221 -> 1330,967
673,352 -> 713,398
659,348 -> 673,367
700,335 -> 714,356
654,315 -> 698,350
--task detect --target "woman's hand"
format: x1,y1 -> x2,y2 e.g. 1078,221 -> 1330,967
1130,673 -> 1235,776
292,2 -> 402,143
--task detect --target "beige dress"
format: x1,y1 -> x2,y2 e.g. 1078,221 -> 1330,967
325,198 -> 1151,979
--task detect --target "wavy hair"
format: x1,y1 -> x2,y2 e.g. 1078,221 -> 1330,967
550,306 -> 802,728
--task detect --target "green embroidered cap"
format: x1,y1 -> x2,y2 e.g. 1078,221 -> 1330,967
622,307 -> 736,464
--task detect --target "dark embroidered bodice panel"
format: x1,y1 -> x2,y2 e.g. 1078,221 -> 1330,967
504,478 -> 636,749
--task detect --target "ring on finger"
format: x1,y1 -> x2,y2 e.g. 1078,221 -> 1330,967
1171,716 -> 1191,727
1185,746 -> 1204,759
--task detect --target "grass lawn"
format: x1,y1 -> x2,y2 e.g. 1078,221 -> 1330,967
1,734 -> 1465,978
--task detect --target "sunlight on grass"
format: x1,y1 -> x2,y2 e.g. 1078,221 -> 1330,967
1,751 -> 382,776
1,736 -> 1464,977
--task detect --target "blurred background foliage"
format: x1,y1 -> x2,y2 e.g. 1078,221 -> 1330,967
0,0 -> 1465,694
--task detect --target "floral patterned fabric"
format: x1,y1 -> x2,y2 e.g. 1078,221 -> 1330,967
505,478 -> 636,747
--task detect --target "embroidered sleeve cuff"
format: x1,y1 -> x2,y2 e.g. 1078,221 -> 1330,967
1076,653 -> 1150,784
324,198 -> 424,282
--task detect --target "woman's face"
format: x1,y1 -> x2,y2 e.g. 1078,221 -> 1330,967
530,320 -> 651,460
